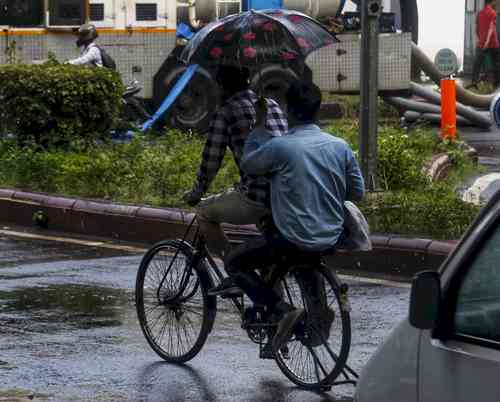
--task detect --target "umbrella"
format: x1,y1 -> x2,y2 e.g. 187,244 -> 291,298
180,9 -> 338,67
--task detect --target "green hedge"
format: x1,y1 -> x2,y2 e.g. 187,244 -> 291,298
0,124 -> 482,239
0,63 -> 124,146
0,131 -> 239,207
361,187 -> 480,240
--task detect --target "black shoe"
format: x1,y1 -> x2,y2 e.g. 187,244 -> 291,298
307,307 -> 335,347
207,277 -> 243,297
272,308 -> 305,352
260,341 -> 274,359
260,341 -> 289,359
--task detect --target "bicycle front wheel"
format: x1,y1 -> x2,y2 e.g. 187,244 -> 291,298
274,265 -> 351,389
136,240 -> 216,363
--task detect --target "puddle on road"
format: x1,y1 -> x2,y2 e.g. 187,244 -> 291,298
0,237 -> 135,269
0,284 -> 129,333
0,388 -> 51,401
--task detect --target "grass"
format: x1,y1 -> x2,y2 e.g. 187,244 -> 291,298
0,121 -> 482,239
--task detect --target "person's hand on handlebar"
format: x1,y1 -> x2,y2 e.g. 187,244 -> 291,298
183,189 -> 202,207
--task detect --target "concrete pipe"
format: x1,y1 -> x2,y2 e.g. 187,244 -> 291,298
194,0 -> 343,21
283,0 -> 342,18
411,43 -> 495,110
410,82 -> 492,128
385,96 -> 491,128
403,110 -> 473,126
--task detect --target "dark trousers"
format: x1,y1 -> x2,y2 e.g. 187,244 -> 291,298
472,47 -> 500,86
225,228 -> 327,313
225,230 -> 298,311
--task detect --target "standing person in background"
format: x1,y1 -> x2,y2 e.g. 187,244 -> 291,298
472,0 -> 500,88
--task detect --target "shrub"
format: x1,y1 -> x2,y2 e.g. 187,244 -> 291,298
0,130 -> 240,207
361,186 -> 480,240
0,124 -> 482,239
0,63 -> 124,147
326,121 -> 441,190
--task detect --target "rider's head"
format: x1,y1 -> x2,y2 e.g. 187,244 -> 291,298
215,65 -> 250,97
76,24 -> 98,48
285,81 -> 322,126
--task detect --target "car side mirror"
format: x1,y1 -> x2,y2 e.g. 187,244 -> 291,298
409,271 -> 441,330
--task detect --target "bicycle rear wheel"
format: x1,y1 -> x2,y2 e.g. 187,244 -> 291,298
136,240 -> 216,363
274,265 -> 351,389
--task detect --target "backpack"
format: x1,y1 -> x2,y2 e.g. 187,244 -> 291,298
96,45 -> 117,70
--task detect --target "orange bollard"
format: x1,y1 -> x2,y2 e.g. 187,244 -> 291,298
441,78 -> 457,141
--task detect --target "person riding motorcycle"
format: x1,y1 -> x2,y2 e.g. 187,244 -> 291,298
68,24 -> 103,67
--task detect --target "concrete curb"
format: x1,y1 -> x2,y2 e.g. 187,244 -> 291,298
0,188 -> 458,280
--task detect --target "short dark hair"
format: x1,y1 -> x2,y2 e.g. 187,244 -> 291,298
215,65 -> 250,95
486,0 -> 495,5
285,81 -> 322,123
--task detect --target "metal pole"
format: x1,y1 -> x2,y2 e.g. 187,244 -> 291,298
359,0 -> 381,191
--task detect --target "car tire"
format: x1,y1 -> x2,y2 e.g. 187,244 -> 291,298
160,65 -> 220,134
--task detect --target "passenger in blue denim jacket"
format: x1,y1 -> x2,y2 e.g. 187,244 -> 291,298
220,81 -> 365,352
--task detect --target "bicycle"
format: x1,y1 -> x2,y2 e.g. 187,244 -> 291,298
135,216 -> 357,391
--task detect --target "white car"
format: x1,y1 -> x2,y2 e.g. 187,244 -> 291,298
355,190 -> 500,402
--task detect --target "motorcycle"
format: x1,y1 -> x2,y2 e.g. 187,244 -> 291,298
120,80 -> 151,128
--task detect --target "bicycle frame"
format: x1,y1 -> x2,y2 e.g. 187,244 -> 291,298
158,214 -> 246,314
148,213 -> 359,388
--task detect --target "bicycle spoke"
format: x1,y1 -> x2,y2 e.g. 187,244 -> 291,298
181,305 -> 204,316
307,345 -> 329,378
273,268 -> 350,388
136,240 -> 213,363
309,324 -> 341,364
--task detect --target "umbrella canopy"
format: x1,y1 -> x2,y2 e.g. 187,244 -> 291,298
180,9 -> 338,67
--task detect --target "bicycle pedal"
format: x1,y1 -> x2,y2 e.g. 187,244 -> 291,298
220,289 -> 244,299
259,349 -> 274,360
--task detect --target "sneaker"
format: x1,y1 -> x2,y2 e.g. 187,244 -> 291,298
207,277 -> 243,297
272,308 -> 305,352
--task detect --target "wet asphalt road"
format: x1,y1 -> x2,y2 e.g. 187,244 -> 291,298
0,233 -> 410,402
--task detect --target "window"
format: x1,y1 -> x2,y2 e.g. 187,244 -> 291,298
89,3 -> 105,22
0,0 -> 44,27
136,3 -> 157,21
48,0 -> 85,26
453,223 -> 500,343
131,1 -> 168,28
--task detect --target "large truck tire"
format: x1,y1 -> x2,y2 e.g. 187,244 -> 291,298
154,64 -> 220,133
250,65 -> 299,109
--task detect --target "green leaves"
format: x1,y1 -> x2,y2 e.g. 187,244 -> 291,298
0,130 -> 239,207
0,63 -> 124,148
0,120 -> 482,239
325,120 -> 481,239
360,187 -> 480,240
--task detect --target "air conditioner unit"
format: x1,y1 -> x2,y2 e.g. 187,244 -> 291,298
89,0 -> 116,28
47,0 -> 85,27
129,0 -> 168,27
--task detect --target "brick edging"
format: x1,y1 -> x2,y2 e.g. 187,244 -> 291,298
0,189 -> 458,279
